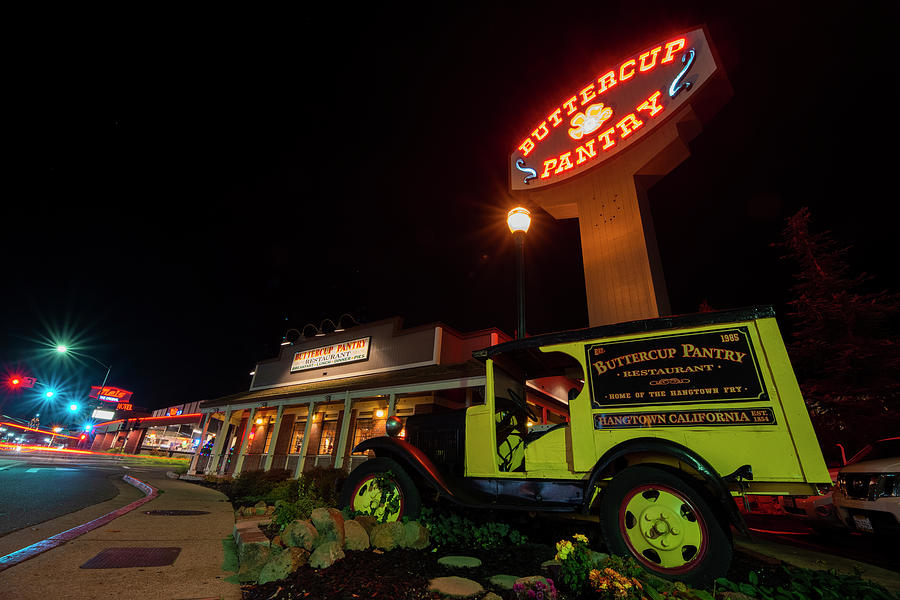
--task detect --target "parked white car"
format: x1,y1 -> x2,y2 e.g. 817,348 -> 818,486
833,437 -> 900,535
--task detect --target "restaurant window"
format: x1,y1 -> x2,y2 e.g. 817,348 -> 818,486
351,419 -> 382,454
262,428 -> 274,454
318,421 -> 337,455
289,421 -> 306,454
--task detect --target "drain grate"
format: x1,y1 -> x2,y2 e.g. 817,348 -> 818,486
144,510 -> 210,516
80,547 -> 181,569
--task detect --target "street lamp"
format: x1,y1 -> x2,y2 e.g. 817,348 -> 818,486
507,206 -> 532,339
54,345 -> 112,421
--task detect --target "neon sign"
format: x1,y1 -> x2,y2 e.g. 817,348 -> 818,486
291,337 -> 371,373
89,386 -> 134,403
509,28 -> 720,190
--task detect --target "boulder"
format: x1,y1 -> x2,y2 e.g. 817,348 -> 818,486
401,520 -> 430,549
282,519 -> 318,551
515,575 -> 552,591
369,521 -> 405,550
354,514 -> 377,534
483,594 -> 503,600
310,507 -> 345,546
254,500 -> 268,516
427,576 -> 484,598
343,519 -> 370,551
590,550 -> 609,567
438,555 -> 482,568
271,535 -> 284,548
237,541 -> 271,583
309,540 -> 345,569
257,547 -> 309,585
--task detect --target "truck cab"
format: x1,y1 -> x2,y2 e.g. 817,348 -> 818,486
341,306 -> 831,584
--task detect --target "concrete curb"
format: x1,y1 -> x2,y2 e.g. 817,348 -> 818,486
0,475 -> 159,572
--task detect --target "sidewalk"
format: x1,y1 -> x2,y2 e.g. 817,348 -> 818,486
736,537 -> 900,596
0,470 -> 241,600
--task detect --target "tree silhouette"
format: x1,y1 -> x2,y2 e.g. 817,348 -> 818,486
774,208 -> 899,457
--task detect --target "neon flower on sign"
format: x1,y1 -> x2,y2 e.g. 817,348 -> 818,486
89,385 -> 134,403
509,28 -> 720,190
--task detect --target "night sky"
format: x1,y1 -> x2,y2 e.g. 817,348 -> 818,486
2,4 -> 895,421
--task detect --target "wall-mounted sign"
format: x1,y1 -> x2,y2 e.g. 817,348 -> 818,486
117,403 -> 134,411
291,337 -> 371,373
89,386 -> 134,403
168,407 -> 183,416
586,327 -> 767,409
91,408 -> 116,420
509,28 -> 720,190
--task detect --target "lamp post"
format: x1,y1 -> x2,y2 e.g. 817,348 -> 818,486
55,345 -> 111,420
507,206 -> 532,340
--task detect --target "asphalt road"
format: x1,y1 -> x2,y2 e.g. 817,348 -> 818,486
0,455 -> 125,536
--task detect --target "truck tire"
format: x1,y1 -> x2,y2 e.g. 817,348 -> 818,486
599,465 -> 732,585
338,457 -> 421,522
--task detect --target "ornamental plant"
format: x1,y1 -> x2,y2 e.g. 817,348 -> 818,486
513,577 -> 557,600
588,567 -> 644,600
554,533 -> 593,593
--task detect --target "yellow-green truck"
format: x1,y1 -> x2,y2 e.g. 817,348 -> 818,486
340,306 -> 831,583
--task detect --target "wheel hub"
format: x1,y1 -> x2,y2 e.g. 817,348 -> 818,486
639,507 -> 684,549
621,486 -> 705,570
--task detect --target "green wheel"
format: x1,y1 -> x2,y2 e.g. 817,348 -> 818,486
339,457 -> 420,522
600,465 -> 732,585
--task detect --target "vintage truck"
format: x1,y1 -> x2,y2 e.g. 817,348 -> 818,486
338,306 -> 831,583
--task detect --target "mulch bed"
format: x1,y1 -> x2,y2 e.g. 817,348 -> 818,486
240,514 -> 783,600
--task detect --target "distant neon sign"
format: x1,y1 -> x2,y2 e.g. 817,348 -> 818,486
510,28 -> 720,190
89,386 -> 134,403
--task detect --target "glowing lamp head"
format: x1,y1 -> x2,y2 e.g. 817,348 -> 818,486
56,345 -> 68,353
45,390 -> 55,398
507,207 -> 532,234
255,417 -> 264,425
385,415 -> 403,437
375,409 -> 385,418
68,403 -> 79,412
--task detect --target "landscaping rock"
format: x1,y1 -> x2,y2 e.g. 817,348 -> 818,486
370,521 -> 405,550
237,541 -> 271,583
265,505 -> 276,516
438,555 -> 482,568
354,514 -> 377,534
257,547 -> 309,584
402,520 -> 430,549
488,574 -> 519,590
310,507 -> 345,546
483,594 -> 503,600
308,540 -> 345,569
343,519 -> 370,551
427,576 -> 484,598
590,550 -> 609,567
282,519 -> 318,551
271,535 -> 284,548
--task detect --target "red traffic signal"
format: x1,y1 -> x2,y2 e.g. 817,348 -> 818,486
7,375 -> 36,389
10,377 -> 21,386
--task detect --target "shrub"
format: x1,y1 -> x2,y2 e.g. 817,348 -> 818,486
715,565 -> 896,600
588,567 -> 644,600
418,507 -> 528,550
554,533 -> 593,594
269,469 -> 344,532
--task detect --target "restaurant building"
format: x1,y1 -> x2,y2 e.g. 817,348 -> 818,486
188,318 -> 572,477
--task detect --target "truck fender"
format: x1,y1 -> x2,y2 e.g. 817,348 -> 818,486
352,437 -> 457,501
583,437 -> 750,537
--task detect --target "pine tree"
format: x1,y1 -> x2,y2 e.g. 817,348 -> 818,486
775,208 -> 899,454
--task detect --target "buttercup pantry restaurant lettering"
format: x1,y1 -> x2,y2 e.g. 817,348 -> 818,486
510,27 -> 720,190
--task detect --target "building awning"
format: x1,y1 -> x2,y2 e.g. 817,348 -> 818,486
93,413 -> 202,433
200,360 -> 487,411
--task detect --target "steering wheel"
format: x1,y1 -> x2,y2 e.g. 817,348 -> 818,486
507,387 -> 540,423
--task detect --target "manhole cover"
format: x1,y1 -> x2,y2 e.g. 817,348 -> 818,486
80,547 -> 181,569
144,510 -> 210,516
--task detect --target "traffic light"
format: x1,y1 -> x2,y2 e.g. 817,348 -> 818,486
10,377 -> 21,386
6,375 -> 36,389
68,403 -> 80,412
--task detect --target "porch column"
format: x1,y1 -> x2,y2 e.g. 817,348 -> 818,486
333,392 -> 353,470
233,407 -> 257,475
263,405 -> 285,471
387,392 -> 396,416
295,402 -> 316,477
206,409 -> 231,474
188,413 -> 211,474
